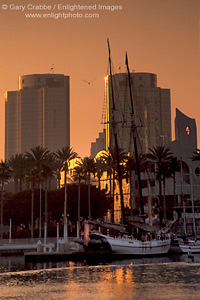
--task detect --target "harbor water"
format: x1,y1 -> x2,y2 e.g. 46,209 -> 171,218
0,255 -> 200,300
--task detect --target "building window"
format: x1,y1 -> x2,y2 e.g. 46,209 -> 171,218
186,126 -> 191,135
181,161 -> 190,184
195,167 -> 200,177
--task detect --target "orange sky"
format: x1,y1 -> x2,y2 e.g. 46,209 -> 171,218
0,0 -> 199,160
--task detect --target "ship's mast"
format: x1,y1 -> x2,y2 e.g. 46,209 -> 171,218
125,52 -> 144,217
107,38 -> 126,224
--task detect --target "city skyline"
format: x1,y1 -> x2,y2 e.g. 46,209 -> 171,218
0,0 -> 199,160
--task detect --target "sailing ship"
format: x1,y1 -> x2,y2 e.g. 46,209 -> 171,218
74,40 -> 171,256
88,231 -> 171,255
75,220 -> 171,256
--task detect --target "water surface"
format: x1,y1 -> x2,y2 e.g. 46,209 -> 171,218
0,255 -> 200,300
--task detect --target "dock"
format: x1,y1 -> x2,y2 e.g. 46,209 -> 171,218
0,237 -> 72,256
0,243 -> 38,256
24,250 -> 115,262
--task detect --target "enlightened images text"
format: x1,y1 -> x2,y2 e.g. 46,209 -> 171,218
7,4 -> 123,12
57,5 -> 123,12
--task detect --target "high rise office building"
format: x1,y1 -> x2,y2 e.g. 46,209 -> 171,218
5,74 -> 70,160
175,108 -> 197,152
90,129 -> 106,158
105,72 -> 171,154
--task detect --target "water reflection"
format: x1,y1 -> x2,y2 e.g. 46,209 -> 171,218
0,255 -> 200,300
0,253 -> 197,274
0,262 -> 200,300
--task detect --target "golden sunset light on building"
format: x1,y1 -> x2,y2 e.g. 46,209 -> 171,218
5,74 -> 70,160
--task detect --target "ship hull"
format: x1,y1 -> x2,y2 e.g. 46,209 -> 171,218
94,233 -> 171,255
179,241 -> 200,253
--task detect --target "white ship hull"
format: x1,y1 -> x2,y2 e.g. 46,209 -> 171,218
179,241 -> 200,253
94,233 -> 171,255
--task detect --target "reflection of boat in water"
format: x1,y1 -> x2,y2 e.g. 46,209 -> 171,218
179,239 -> 200,253
88,231 -> 171,256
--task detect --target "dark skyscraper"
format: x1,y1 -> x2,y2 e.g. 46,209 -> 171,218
5,74 -> 70,159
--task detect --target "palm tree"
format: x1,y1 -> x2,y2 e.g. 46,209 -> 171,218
101,149 -> 114,199
41,153 -> 56,225
55,147 -> 78,234
73,165 -> 85,237
160,160 -> 172,223
77,156 -> 96,219
101,147 -> 127,223
95,157 -> 106,189
26,146 -> 50,238
54,159 -> 63,190
9,154 -> 27,193
0,160 -> 11,239
26,168 -> 40,238
125,153 -> 147,213
169,157 -> 181,206
147,146 -> 173,224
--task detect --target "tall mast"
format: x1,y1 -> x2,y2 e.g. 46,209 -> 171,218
125,52 -> 144,217
107,38 -> 126,224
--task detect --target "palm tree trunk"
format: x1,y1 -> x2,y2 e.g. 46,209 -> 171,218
112,172 -> 115,223
64,170 -> 67,221
19,177 -> 23,192
98,177 -> 101,189
48,177 -> 51,191
1,183 -> 4,239
129,170 -> 133,214
45,179 -> 48,225
159,179 -> 162,225
39,181 -> 42,238
77,181 -> 80,237
88,174 -> 91,219
14,178 -> 18,194
57,171 -> 61,189
31,188 -> 34,238
109,172 -> 112,213
163,179 -> 166,224
173,174 -> 176,207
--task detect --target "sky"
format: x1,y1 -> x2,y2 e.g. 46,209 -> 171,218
0,0 -> 199,160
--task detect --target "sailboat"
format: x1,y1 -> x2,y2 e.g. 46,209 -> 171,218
74,219 -> 171,256
179,239 -> 200,254
88,231 -> 171,255
178,168 -> 200,253
77,40 -> 171,256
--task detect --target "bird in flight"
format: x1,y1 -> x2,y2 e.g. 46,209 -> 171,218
82,79 -> 95,85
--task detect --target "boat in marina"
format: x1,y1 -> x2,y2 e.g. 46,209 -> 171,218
179,239 -> 200,253
86,231 -> 171,256
75,219 -> 171,256
178,190 -> 200,253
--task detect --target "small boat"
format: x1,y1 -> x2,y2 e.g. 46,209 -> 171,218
87,231 -> 171,256
179,239 -> 200,253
